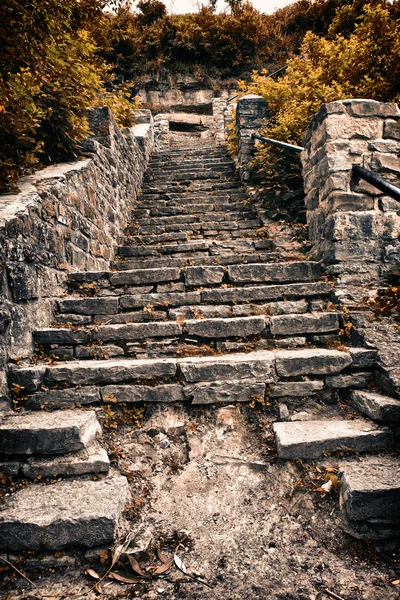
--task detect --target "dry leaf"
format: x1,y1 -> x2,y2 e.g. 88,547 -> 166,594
127,555 -> 149,578
153,560 -> 173,576
392,580 -> 400,585
94,582 -> 103,594
157,548 -> 170,564
326,474 -> 339,489
174,554 -> 187,574
85,568 -> 100,580
109,571 -> 141,584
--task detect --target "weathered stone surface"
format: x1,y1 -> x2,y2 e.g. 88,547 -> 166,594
228,262 -> 320,284
348,347 -> 377,369
57,298 -> 119,315
0,410 -> 101,456
120,292 -> 200,309
21,441 -> 110,479
274,419 -> 394,459
340,457 -> 400,521
275,349 -> 352,377
270,380 -> 324,398
351,390 -> 400,422
169,305 -> 233,320
187,380 -> 266,405
326,372 -> 372,389
201,282 -> 331,304
101,384 -> 186,403
14,358 -> 178,388
33,328 -> 90,345
180,351 -> 275,383
270,312 -> 339,336
184,316 -> 266,338
184,266 -> 225,286
110,267 -> 180,286
9,365 -> 47,393
93,322 -> 181,342
0,472 -> 130,550
25,386 -> 101,410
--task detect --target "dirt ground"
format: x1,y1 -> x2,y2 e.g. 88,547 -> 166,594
1,402 -> 400,600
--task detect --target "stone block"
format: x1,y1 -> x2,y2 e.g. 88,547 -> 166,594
0,410 -> 101,456
326,372 -> 372,389
110,267 -> 181,286
22,441 -> 110,479
274,419 -> 394,460
339,456 -> 400,521
92,322 -> 181,342
101,384 -> 186,403
384,120 -> 400,141
120,292 -> 201,309
9,365 -> 47,393
270,312 -> 339,336
187,380 -> 266,405
270,380 -> 324,397
184,316 -> 266,339
0,472 -> 130,550
348,348 -> 377,369
228,261 -> 320,284
346,100 -> 400,119
184,266 -> 225,286
25,386 -> 101,410
180,351 -> 275,383
201,282 -> 332,304
33,328 -> 91,345
58,298 -> 119,315
275,349 -> 352,377
351,390 -> 400,422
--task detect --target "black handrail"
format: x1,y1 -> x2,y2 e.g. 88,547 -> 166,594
352,165 -> 400,203
252,133 -> 304,153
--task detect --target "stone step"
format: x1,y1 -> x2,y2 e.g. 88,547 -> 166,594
273,419 -> 394,459
227,261 -> 321,284
270,312 -> 340,336
111,252 -> 279,271
351,390 -> 400,422
339,456 -> 400,523
11,347 -> 358,399
0,471 -> 130,551
21,441 -> 110,479
0,410 -> 101,456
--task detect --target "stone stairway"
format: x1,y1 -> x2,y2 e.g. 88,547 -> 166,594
1,142 -> 399,553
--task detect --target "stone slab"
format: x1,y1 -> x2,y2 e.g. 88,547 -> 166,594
92,322 -> 182,342
110,267 -> 181,286
184,266 -> 225,286
0,410 -> 101,456
21,441 -> 110,479
228,261 -> 320,284
187,381 -> 266,405
0,472 -> 130,550
270,312 -> 339,336
351,390 -> 400,422
120,292 -> 201,309
180,351 -> 275,383
33,328 -> 90,345
339,457 -> 400,521
201,282 -> 332,304
325,372 -> 372,389
275,349 -> 352,377
348,348 -> 377,369
184,316 -> 266,339
25,386 -> 101,410
274,419 -> 393,459
58,298 -> 119,315
270,380 -> 324,398
101,384 -> 186,403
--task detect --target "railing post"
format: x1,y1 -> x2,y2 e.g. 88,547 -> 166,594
236,94 -> 268,181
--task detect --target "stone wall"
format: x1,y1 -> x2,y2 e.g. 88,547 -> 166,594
301,99 -> 400,287
0,107 -> 154,402
154,114 -> 170,151
236,95 -> 268,181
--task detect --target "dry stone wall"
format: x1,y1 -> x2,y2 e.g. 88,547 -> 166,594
301,99 -> 400,286
0,107 -> 154,402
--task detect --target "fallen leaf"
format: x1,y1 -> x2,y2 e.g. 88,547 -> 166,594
174,554 -> 187,574
85,568 -> 100,579
126,555 -> 149,578
157,548 -> 170,564
153,560 -> 173,575
94,582 -> 102,594
109,571 -> 141,584
392,580 -> 400,585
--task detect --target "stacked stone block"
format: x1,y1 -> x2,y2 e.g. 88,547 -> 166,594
236,95 -> 268,181
301,99 -> 400,285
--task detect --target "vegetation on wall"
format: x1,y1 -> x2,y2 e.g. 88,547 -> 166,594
239,1 -> 400,221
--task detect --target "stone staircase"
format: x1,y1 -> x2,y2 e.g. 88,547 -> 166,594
1,142 -> 399,553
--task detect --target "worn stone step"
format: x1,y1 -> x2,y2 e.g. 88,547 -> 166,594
0,410 -> 101,456
274,419 -> 394,459
21,441 -> 110,479
111,252 -> 279,271
0,471 -> 130,551
227,261 -> 320,284
339,456 -> 400,522
270,312 -> 340,336
351,390 -> 400,422
202,281 -> 332,304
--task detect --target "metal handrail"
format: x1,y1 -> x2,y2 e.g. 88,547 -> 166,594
252,133 -> 304,153
352,165 -> 400,202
